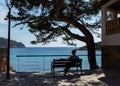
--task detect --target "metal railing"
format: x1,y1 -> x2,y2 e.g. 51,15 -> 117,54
16,54 -> 101,72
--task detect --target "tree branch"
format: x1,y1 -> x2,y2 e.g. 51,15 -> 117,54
63,24 -> 87,42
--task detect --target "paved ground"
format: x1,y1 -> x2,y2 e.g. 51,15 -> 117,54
0,68 -> 120,86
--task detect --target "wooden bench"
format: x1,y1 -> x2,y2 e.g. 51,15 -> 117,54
51,59 -> 82,76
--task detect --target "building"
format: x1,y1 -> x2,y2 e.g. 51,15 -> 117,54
101,0 -> 120,70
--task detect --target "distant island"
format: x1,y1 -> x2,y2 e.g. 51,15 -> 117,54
77,42 -> 101,50
0,37 -> 25,48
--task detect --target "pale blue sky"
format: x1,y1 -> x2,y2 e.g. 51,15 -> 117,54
0,0 -> 101,47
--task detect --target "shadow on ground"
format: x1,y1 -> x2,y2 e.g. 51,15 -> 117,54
98,69 -> 120,86
0,69 -> 120,86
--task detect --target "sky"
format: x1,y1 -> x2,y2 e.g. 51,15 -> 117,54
0,0 -> 101,47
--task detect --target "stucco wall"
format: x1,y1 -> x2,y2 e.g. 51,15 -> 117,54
102,34 -> 120,45
102,45 -> 120,70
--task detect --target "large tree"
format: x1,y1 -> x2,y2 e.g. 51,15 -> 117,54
11,0 -> 101,69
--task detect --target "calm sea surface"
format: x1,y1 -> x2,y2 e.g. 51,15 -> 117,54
10,47 -> 101,72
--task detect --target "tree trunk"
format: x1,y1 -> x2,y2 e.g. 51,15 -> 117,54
86,37 -> 99,69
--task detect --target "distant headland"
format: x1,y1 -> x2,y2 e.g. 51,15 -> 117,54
0,37 -> 25,48
76,42 -> 101,50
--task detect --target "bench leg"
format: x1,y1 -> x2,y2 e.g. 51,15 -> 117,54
76,66 -> 78,74
51,67 -> 55,76
51,67 -> 52,74
52,68 -> 55,76
80,66 -> 82,75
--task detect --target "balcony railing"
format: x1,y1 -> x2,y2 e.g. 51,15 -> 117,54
15,54 -> 101,72
105,18 -> 120,35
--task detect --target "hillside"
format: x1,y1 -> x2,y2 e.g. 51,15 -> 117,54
0,37 -> 25,48
77,42 -> 101,50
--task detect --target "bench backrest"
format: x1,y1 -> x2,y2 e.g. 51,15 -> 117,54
52,59 -> 82,67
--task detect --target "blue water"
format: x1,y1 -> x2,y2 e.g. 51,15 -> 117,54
10,47 -> 101,72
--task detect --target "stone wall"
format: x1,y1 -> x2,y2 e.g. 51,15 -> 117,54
0,48 -> 7,71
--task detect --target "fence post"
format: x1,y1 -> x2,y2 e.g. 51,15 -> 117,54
18,57 -> 19,72
43,56 -> 45,71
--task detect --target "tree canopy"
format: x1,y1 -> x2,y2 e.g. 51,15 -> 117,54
11,0 -> 101,46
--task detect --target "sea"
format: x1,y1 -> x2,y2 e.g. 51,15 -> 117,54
10,47 -> 101,72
